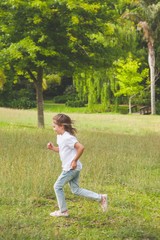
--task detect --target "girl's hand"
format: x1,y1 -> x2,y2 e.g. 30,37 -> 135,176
47,142 -> 54,151
71,160 -> 77,170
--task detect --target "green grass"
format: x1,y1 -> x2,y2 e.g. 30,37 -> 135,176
0,107 -> 160,239
44,101 -> 129,114
44,101 -> 87,113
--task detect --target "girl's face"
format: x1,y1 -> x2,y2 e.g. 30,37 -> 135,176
52,122 -> 65,135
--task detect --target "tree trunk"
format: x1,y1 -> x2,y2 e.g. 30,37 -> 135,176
27,67 -> 45,128
35,67 -> 44,128
114,96 -> 119,112
129,97 -> 132,114
148,42 -> 156,114
138,21 -> 156,115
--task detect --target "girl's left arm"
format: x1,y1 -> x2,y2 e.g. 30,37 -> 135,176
71,142 -> 85,170
47,142 -> 59,152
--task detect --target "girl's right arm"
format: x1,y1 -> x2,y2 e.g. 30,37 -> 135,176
47,142 -> 59,152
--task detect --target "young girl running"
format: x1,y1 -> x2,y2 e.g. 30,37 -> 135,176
47,113 -> 107,217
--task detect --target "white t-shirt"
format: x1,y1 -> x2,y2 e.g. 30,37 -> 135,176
57,131 -> 82,171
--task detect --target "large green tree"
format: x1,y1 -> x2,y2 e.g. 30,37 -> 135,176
0,0 -> 112,127
113,54 -> 149,113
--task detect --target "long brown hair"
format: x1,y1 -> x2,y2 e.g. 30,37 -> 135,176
53,114 -> 77,136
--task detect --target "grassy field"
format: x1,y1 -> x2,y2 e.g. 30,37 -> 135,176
43,101 -> 129,114
44,101 -> 88,113
0,107 -> 160,240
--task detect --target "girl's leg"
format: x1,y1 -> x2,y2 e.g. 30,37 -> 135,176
69,170 -> 101,201
54,170 -> 78,212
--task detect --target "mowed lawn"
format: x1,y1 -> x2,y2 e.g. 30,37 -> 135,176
0,107 -> 160,240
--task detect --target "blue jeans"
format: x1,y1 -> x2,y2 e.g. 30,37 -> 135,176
54,169 -> 101,212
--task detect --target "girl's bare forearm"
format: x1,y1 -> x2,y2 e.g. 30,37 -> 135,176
53,146 -> 59,152
47,142 -> 59,152
73,143 -> 84,162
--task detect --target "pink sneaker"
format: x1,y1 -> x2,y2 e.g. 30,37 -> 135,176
101,194 -> 108,212
50,210 -> 69,217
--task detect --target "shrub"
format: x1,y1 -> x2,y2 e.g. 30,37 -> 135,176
64,85 -> 77,95
54,95 -> 69,103
53,94 -> 76,103
10,97 -> 36,109
66,100 -> 85,107
53,85 -> 78,104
